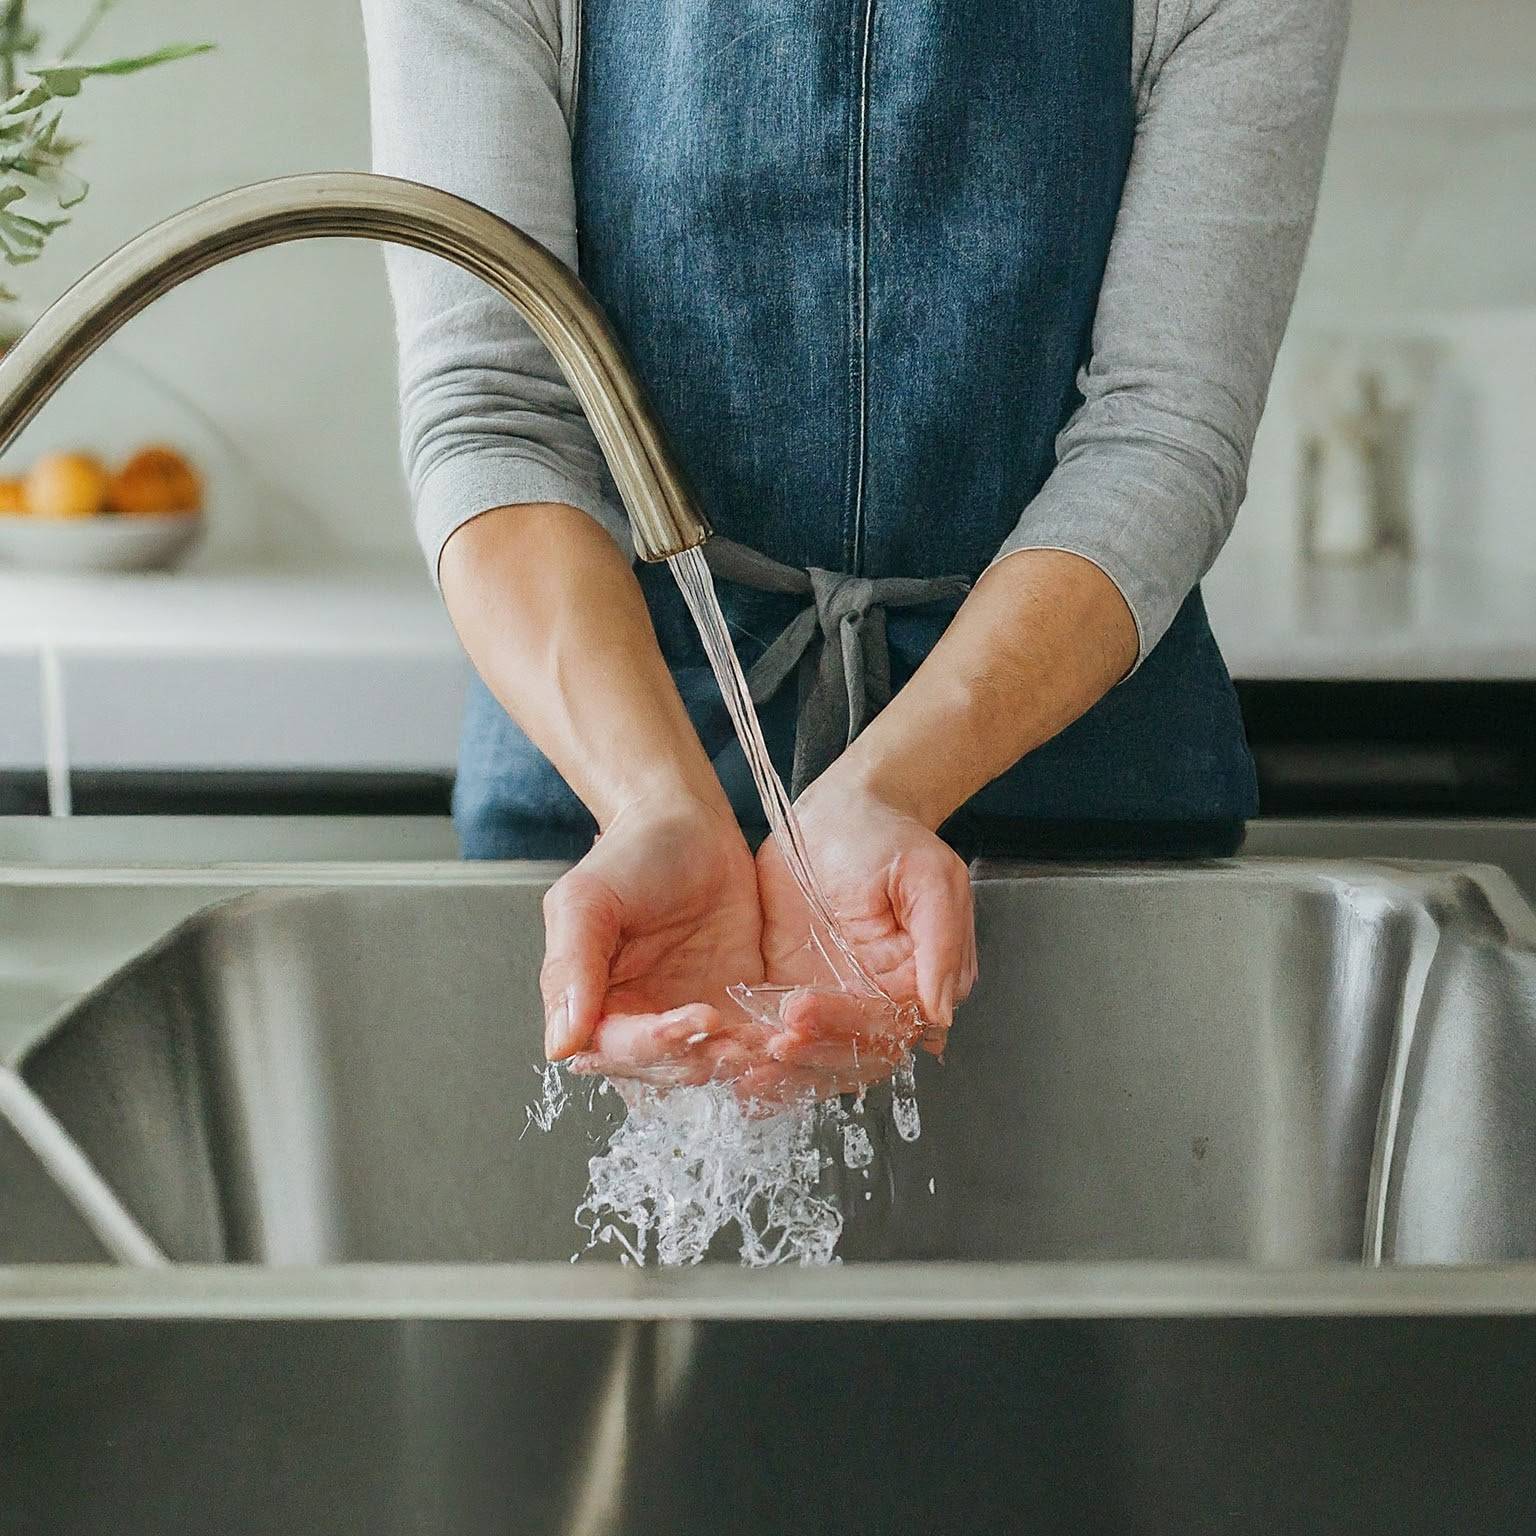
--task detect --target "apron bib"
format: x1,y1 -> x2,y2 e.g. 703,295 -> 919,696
455,0 -> 1258,859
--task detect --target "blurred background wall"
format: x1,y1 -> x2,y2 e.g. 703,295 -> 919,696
5,0 -> 1533,573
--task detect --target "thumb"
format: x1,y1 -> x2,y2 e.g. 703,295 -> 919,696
895,846 -> 973,1032
540,873 -> 621,1060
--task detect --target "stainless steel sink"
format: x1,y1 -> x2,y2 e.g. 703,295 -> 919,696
4,857 -> 1536,1533
8,860 -> 1536,1267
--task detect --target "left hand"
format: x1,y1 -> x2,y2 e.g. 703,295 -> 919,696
754,771 -> 977,1091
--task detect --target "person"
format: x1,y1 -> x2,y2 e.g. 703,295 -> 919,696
362,0 -> 1348,1099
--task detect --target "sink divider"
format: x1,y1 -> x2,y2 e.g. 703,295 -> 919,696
0,1067 -> 166,1265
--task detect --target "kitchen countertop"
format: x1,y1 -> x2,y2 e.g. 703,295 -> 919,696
2,546 -> 1533,780
0,556 -> 457,657
0,557 -> 465,776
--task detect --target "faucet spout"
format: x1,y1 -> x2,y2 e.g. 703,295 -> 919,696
0,171 -> 711,562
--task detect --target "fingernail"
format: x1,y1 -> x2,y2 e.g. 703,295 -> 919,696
544,993 -> 573,1059
938,977 -> 956,1030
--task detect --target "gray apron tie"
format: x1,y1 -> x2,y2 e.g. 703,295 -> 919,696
703,537 -> 970,797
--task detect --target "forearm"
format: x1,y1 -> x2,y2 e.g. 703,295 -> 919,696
832,549 -> 1138,829
439,503 -> 730,830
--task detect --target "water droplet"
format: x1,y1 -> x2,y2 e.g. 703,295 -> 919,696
843,1123 -> 874,1170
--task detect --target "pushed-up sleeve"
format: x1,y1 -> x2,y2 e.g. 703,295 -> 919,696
991,0 -> 1350,663
361,0 -> 631,580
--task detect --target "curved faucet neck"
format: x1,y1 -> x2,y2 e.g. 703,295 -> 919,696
0,171 -> 709,563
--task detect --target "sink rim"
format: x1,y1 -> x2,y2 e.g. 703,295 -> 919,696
4,1259 -> 1536,1322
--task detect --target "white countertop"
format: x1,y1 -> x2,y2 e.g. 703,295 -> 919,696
2,547 -> 1533,781
0,557 -> 465,777
1203,546 -> 1536,681
0,557 -> 458,658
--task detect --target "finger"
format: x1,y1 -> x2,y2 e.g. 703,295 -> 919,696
568,1006 -> 763,1087
961,894 -> 980,999
919,1021 -> 951,1059
762,1031 -> 907,1080
779,987 -> 895,1037
568,1048 -> 730,1090
578,1004 -> 721,1069
770,988 -> 920,1058
897,853 -> 973,1030
540,875 -> 620,1059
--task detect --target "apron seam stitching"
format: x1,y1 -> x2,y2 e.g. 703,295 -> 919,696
842,10 -> 859,572
852,0 -> 877,576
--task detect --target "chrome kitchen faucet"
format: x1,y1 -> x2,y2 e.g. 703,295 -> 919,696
0,171 -> 711,563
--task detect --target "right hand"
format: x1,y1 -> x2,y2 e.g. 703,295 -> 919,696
541,792 -> 767,1086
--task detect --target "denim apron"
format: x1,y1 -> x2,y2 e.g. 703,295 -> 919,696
455,0 -> 1258,860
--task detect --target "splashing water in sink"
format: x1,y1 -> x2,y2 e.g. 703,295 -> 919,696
577,1081 -> 847,1266
531,548 -> 924,1266
533,1065 -> 920,1267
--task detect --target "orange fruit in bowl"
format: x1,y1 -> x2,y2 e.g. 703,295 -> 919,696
24,452 -> 109,519
0,477 -> 26,515
106,445 -> 203,516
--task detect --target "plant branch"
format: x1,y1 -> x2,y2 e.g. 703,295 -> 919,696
0,2 -> 211,303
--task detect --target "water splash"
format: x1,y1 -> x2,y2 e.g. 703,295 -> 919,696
522,1063 -> 569,1137
842,1122 -> 874,1170
531,1066 -> 913,1267
575,1083 -> 844,1267
891,1059 -> 922,1143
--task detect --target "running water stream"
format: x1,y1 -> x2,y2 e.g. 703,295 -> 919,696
534,547 -> 924,1267
669,546 -> 886,1000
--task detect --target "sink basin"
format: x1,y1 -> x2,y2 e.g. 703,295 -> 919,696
3,857 -> 1536,1532
8,860 -> 1536,1267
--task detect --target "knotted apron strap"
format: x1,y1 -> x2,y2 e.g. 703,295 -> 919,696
702,537 -> 969,797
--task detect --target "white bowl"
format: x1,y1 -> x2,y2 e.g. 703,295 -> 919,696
0,513 -> 204,574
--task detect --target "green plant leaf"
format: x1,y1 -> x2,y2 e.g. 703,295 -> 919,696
33,43 -> 212,96
0,204 -> 68,261
21,155 -> 87,207
0,77 -> 50,114
0,7 -> 214,286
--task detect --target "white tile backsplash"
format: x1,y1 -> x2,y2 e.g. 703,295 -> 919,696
1215,0 -> 1536,593
1393,120 -> 1536,311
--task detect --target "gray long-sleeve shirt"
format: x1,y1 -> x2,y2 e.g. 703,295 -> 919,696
362,0 -> 1349,664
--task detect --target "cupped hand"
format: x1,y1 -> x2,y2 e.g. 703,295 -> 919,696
541,780 -> 976,1108
540,793 -> 766,1083
756,773 -> 977,1084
